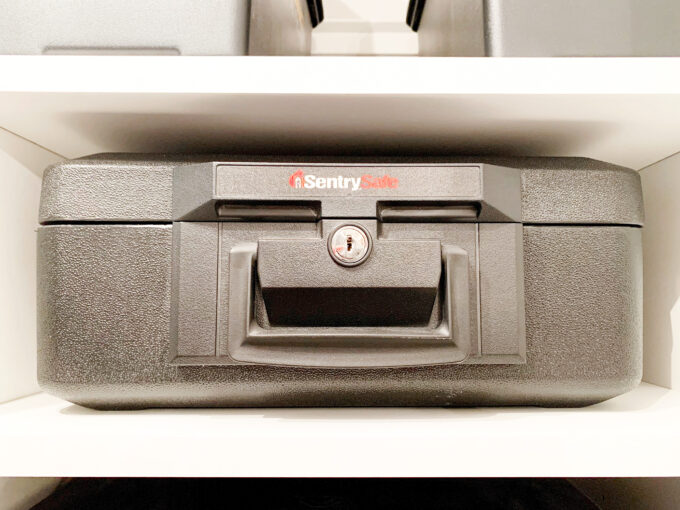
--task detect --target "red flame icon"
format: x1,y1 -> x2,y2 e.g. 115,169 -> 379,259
289,170 -> 304,188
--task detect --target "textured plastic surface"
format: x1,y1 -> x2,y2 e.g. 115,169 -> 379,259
36,155 -> 643,408
39,155 -> 643,226
221,236 -> 473,368
0,0 -> 320,56
258,234 -> 440,325
411,0 -> 680,57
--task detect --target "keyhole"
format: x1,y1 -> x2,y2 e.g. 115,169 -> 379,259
328,224 -> 371,266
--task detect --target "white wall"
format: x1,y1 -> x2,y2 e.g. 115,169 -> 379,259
0,128 -> 63,403
639,152 -> 680,389
312,0 -> 417,55
0,478 -> 60,510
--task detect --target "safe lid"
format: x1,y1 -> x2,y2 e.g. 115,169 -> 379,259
38,154 -> 643,226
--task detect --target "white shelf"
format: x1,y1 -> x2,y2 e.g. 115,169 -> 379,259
0,383 -> 678,477
1,56 -> 680,169
2,57 -> 679,481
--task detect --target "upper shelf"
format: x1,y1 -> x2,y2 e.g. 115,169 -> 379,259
1,383 -> 679,477
1,56 -> 680,169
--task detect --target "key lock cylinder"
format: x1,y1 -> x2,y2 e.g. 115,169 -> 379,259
327,224 -> 372,266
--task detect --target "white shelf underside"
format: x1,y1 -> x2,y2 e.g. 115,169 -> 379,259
0,383 -> 677,477
0,57 -> 680,169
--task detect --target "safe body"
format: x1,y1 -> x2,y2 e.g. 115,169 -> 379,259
37,155 -> 643,409
408,0 -> 680,57
0,0 -> 323,56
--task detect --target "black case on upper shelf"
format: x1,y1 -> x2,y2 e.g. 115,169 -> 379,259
407,0 -> 680,57
0,0 -> 323,56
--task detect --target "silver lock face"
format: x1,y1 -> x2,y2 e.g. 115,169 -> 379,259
327,224 -> 372,267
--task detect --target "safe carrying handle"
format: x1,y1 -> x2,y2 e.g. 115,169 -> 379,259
222,243 -> 471,368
